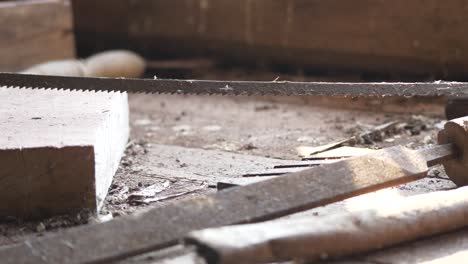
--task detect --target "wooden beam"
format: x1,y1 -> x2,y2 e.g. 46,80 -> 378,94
0,87 -> 129,219
0,0 -> 75,72
73,0 -> 468,78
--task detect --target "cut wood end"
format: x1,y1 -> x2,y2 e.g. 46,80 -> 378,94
438,116 -> 468,186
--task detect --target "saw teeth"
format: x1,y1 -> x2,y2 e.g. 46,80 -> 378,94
1,73 -> 467,97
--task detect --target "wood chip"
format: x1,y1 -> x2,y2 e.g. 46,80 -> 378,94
304,146 -> 375,160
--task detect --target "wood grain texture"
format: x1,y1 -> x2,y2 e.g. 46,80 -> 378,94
0,87 -> 129,219
0,0 -> 75,71
187,186 -> 468,264
0,146 -> 428,263
74,0 -> 468,78
438,116 -> 468,186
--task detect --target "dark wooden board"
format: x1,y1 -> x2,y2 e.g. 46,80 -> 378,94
73,0 -> 468,78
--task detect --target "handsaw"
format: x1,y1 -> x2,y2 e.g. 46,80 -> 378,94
1,72 -> 468,97
0,71 -> 466,263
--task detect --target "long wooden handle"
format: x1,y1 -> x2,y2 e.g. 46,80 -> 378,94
186,186 -> 468,264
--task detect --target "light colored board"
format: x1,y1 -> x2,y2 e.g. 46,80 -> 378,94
0,0 -> 75,72
0,87 -> 129,218
305,146 -> 375,160
296,140 -> 349,157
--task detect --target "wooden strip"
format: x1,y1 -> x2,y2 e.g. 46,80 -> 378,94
296,140 -> 348,157
0,146 -> 429,263
304,146 -> 375,160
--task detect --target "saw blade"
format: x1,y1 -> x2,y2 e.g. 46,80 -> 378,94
1,72 -> 468,97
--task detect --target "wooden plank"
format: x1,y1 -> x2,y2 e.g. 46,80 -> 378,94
73,0 -> 468,78
0,146 -> 429,263
0,87 -> 129,218
0,0 -> 75,72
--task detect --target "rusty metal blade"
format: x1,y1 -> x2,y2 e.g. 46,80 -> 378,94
1,73 -> 468,97
0,145 -> 438,264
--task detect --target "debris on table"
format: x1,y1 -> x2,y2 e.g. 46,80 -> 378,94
296,139 -> 349,157
296,121 -> 398,158
303,146 -> 375,160
127,181 -> 171,203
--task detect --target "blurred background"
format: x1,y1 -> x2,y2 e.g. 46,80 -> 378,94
4,0 -> 468,82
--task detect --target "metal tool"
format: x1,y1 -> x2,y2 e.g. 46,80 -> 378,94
3,73 -> 467,118
1,72 -> 468,97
